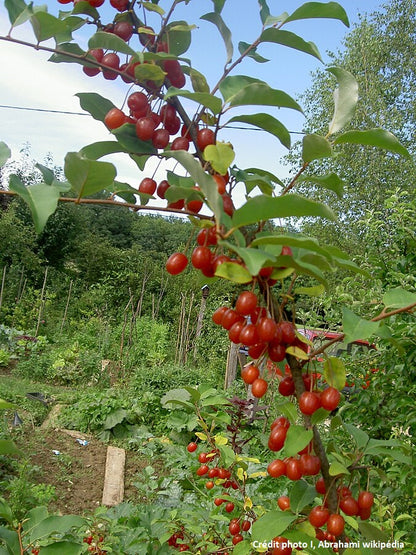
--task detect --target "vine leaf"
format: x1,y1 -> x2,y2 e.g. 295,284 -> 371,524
327,67 -> 359,135
9,175 -> 61,234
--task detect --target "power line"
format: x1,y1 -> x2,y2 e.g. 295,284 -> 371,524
0,104 -> 89,116
0,103 -> 306,134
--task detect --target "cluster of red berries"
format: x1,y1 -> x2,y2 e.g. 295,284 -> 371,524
167,529 -> 189,552
82,533 -> 107,553
186,441 -> 254,547
266,416 -> 321,480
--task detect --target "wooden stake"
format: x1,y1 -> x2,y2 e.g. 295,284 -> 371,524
35,267 -> 48,336
60,280 -> 73,333
0,266 -> 6,316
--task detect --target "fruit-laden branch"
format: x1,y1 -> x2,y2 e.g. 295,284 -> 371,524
0,190 -> 213,219
303,301 -> 416,364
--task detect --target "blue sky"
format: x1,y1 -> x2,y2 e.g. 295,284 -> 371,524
0,0 -> 387,191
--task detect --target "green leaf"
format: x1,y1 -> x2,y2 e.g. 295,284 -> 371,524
134,63 -> 166,85
232,194 -> 336,228
221,243 -> 275,276
189,68 -> 210,93
162,20 -> 192,56
257,0 -> 271,24
226,114 -> 291,149
30,12 -> 71,43
9,175 -> 60,234
164,150 -> 223,220
342,308 -> 380,343
382,287 -> 416,309
252,233 -> 334,262
203,142 -> 235,174
285,2 -> 349,27
0,499 -> 13,525
49,42 -> 88,65
359,523 -> 397,555
0,399 -> 14,410
164,87 -> 222,114
0,142 -> 11,167
232,540 -> 251,555
289,481 -> 317,514
214,262 -> 252,284
112,124 -> 157,156
5,0 -> 32,27
88,30 -> 137,56
64,152 -> 116,198
40,542 -> 84,554
220,76 -> 303,112
142,1 -> 164,15
327,67 -> 358,135
0,439 -> 23,456
343,423 -> 369,450
27,515 -> 86,543
334,128 -> 411,158
294,284 -> 325,297
161,388 -> 192,408
323,357 -> 346,390
76,92 -> 115,122
104,408 -> 128,430
71,0 -> 99,18
238,41 -> 269,63
259,28 -> 322,62
283,426 -> 313,457
251,511 -> 297,542
310,407 -> 331,425
302,134 -> 333,163
0,525 -> 20,554
275,401 -> 298,424
201,12 -> 233,64
329,460 -> 350,476
297,172 -> 344,198
79,141 -> 129,160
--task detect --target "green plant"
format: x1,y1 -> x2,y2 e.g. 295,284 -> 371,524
0,0 -> 415,552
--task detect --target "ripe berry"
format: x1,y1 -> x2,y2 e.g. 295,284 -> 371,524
225,502 -> 235,513
251,378 -> 268,398
139,177 -> 157,195
205,480 -> 214,489
128,92 -> 149,116
232,534 -> 243,545
110,0 -> 129,11
152,129 -> 170,149
321,387 -> 341,411
187,442 -> 197,453
340,496 -> 359,516
114,21 -> 133,41
326,513 -> 345,536
315,477 -> 326,494
235,291 -> 258,316
191,246 -> 212,271
285,458 -> 302,481
267,459 -> 286,478
171,136 -> 190,151
268,426 -> 287,452
228,521 -> 240,535
196,465 -> 209,476
104,108 -> 126,130
101,52 -> 120,80
241,519 -> 251,531
278,321 -> 296,344
358,491 -> 374,509
277,495 -> 290,511
308,505 -> 330,528
212,306 -> 228,326
278,376 -> 295,397
197,128 -> 215,151
166,252 -> 188,275
271,536 -> 292,555
299,391 -> 321,415
241,364 -> 260,385
136,117 -> 157,141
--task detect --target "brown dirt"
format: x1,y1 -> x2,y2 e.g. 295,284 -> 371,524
14,427 -> 149,515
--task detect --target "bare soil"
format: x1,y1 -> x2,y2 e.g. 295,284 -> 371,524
14,427 -> 149,515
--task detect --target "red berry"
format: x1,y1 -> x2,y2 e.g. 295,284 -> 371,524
152,128 -> 170,149
197,128 -> 215,151
241,364 -> 260,385
191,246 -> 212,271
139,177 -> 157,195
326,514 -> 345,537
278,376 -> 295,397
278,321 -> 296,344
101,53 -> 120,80
114,21 -> 133,41
340,496 -> 359,516
268,426 -> 287,452
228,521 -> 240,535
271,536 -> 292,555
196,465 -> 209,476
166,252 -> 188,275
171,136 -> 190,151
299,391 -> 321,415
321,387 -> 341,411
267,459 -> 286,478
277,495 -> 290,511
285,458 -> 302,481
157,180 -> 170,199
251,378 -> 268,398
128,92 -> 149,116
136,117 -> 157,141
235,291 -> 258,316
308,505 -> 330,528
187,442 -> 197,453
315,476 -> 326,494
358,491 -> 374,509
225,502 -> 235,513
104,108 -> 126,130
